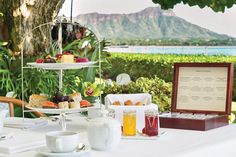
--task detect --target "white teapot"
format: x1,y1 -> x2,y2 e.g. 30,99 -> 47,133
87,110 -> 121,151
0,110 -> 7,133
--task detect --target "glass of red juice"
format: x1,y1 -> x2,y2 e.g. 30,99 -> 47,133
145,110 -> 159,136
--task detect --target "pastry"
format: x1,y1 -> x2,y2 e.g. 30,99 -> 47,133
112,101 -> 121,106
69,101 -> 80,109
80,100 -> 92,108
58,101 -> 69,109
69,92 -> 82,102
61,55 -> 74,63
41,101 -> 58,109
135,101 -> 143,106
61,52 -> 74,63
124,100 -> 133,106
29,94 -> 48,108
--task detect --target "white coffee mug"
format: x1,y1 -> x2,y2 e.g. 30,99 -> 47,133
46,131 -> 78,153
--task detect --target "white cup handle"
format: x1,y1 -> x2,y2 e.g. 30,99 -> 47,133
55,138 -> 63,151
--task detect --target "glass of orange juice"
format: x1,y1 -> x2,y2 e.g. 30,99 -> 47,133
123,110 -> 136,136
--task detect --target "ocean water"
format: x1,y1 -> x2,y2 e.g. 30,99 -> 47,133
107,46 -> 236,55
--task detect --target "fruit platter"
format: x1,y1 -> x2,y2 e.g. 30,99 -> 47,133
26,92 -> 94,114
27,51 -> 97,70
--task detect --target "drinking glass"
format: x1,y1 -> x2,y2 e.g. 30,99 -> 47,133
145,110 -> 159,136
123,110 -> 136,136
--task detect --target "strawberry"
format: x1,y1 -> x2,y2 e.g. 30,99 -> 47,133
56,54 -> 63,59
142,127 -> 146,134
36,58 -> 44,63
76,57 -> 89,63
63,51 -> 72,55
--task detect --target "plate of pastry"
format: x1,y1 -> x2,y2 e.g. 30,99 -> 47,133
27,62 -> 97,70
26,93 -> 94,114
27,53 -> 97,70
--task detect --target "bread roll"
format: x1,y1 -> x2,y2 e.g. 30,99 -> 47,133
112,101 -> 121,106
124,100 -> 133,106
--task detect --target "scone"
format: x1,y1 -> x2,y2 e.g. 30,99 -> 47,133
124,100 -> 133,106
29,94 -> 48,108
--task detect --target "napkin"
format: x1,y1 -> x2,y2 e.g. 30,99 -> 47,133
4,117 -> 48,129
0,132 -> 14,141
0,130 -> 45,154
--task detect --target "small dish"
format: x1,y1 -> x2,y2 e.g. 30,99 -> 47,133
121,130 -> 166,140
36,145 -> 90,157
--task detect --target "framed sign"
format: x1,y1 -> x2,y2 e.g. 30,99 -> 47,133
171,63 -> 234,115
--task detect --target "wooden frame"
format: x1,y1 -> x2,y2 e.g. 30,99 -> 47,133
159,63 -> 234,131
171,63 -> 234,115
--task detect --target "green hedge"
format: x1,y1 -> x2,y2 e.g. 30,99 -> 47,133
103,77 -> 172,112
106,53 -> 236,100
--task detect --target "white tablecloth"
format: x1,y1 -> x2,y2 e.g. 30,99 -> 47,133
1,115 -> 236,157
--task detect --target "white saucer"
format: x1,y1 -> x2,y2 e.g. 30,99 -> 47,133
0,132 -> 14,141
37,145 -> 90,157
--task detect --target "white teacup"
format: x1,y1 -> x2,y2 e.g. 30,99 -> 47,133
46,131 -> 78,153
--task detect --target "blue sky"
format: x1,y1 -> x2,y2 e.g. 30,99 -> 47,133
59,0 -> 236,37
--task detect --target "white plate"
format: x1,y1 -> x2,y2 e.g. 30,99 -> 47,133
37,146 -> 90,157
27,62 -> 97,70
26,106 -> 92,114
121,130 -> 167,140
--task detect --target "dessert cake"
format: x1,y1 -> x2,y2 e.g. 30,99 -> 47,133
61,54 -> 74,63
58,101 -> 69,109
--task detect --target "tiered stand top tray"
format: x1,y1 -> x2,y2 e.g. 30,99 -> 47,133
27,62 -> 97,70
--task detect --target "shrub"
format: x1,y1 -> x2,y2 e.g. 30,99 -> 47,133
103,77 -> 172,112
106,53 -> 236,100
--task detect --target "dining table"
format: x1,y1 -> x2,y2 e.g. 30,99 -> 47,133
1,114 -> 236,157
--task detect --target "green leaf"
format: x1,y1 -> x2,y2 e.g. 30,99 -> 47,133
151,0 -> 236,12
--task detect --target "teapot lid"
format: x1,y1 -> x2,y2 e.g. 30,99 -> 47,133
89,114 -> 120,127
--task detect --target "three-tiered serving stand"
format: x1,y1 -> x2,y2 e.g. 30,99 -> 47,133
21,19 -> 103,131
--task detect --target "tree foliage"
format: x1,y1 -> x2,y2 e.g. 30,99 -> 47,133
152,0 -> 236,12
0,0 -> 65,54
